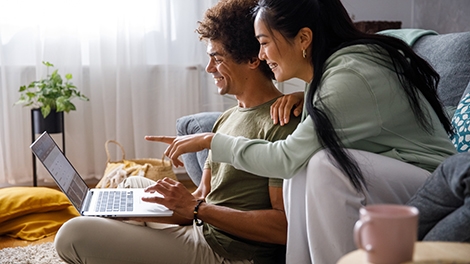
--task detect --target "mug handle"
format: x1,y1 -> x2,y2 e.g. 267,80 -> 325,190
354,218 -> 373,252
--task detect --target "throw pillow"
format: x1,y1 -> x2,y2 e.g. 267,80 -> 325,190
0,206 -> 80,241
451,92 -> 470,152
0,187 -> 72,224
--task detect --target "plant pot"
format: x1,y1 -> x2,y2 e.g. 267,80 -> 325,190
31,108 -> 64,134
31,108 -> 65,187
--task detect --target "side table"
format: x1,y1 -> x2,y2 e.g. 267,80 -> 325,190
337,242 -> 470,264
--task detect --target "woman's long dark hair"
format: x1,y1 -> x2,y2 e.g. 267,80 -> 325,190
255,0 -> 452,192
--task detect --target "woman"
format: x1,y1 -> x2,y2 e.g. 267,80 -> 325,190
148,0 -> 457,263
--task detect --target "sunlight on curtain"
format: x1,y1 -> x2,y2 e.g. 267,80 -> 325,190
0,0 -> 231,185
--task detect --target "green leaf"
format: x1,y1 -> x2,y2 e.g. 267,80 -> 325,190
52,72 -> 62,84
42,61 -> 54,67
51,69 -> 59,79
41,105 -> 51,118
66,101 -> 76,112
56,101 -> 66,112
14,94 -> 27,105
15,61 -> 89,113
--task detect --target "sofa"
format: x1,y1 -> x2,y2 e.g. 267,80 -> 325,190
176,30 -> 470,186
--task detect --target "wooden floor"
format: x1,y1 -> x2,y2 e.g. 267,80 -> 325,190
0,235 -> 56,250
0,177 -> 197,250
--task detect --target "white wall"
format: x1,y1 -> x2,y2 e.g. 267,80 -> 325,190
341,0 -> 413,28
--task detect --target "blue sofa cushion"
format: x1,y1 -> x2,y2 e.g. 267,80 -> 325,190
451,82 -> 470,152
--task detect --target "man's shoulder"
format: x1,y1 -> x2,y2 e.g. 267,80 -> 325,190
267,114 -> 301,141
212,106 -> 238,130
213,101 -> 301,136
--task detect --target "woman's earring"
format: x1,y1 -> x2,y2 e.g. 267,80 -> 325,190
302,49 -> 307,59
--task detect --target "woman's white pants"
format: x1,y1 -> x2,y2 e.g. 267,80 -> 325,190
283,149 -> 430,264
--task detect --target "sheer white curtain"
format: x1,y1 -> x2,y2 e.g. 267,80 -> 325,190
0,0 -> 231,185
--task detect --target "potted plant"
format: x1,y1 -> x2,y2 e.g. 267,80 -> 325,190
15,61 -> 89,133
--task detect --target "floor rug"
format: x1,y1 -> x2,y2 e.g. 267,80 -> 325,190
0,242 -> 65,264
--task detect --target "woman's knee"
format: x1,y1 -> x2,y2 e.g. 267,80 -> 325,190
304,151 -> 341,209
306,150 -> 359,197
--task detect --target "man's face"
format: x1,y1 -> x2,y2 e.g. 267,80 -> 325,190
205,40 -> 249,96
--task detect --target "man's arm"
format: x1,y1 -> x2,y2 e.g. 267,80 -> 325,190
119,169 -> 212,226
195,186 -> 287,245
142,178 -> 287,244
192,168 -> 211,200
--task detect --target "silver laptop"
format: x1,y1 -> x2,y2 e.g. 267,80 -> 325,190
30,132 -> 173,217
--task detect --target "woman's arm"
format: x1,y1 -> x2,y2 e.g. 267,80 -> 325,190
145,134 -> 214,168
212,117 -> 320,178
145,118 -> 320,179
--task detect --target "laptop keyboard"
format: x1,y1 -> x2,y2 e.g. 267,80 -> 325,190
96,190 -> 133,212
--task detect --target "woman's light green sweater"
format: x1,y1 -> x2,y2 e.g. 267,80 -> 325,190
211,44 -> 457,179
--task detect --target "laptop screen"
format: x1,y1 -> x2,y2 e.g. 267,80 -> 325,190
31,132 -> 88,211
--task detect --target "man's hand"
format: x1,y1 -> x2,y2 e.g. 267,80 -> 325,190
145,133 -> 214,167
142,177 -> 199,220
270,92 -> 304,126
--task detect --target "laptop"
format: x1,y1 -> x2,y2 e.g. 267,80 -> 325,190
30,132 -> 173,218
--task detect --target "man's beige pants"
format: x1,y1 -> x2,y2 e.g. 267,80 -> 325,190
54,176 -> 253,264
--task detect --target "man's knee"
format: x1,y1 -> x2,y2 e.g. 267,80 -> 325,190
176,112 -> 221,136
55,217 -> 90,261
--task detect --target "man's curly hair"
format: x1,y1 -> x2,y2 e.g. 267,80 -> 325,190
196,0 -> 274,80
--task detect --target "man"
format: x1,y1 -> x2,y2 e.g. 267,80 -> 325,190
54,1 -> 300,263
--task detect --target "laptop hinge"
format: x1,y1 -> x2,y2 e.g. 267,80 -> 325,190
82,190 -> 94,214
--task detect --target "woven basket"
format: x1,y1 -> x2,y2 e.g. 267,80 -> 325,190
96,140 -> 177,188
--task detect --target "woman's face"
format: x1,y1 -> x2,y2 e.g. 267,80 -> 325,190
254,13 -> 310,82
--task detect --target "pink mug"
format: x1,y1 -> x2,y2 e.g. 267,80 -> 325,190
354,204 -> 419,264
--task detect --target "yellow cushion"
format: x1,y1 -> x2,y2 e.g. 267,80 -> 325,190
0,187 -> 72,224
0,206 -> 80,241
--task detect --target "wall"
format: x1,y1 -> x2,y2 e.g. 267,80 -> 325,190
413,0 -> 470,34
341,0 -> 413,28
341,0 -> 470,34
